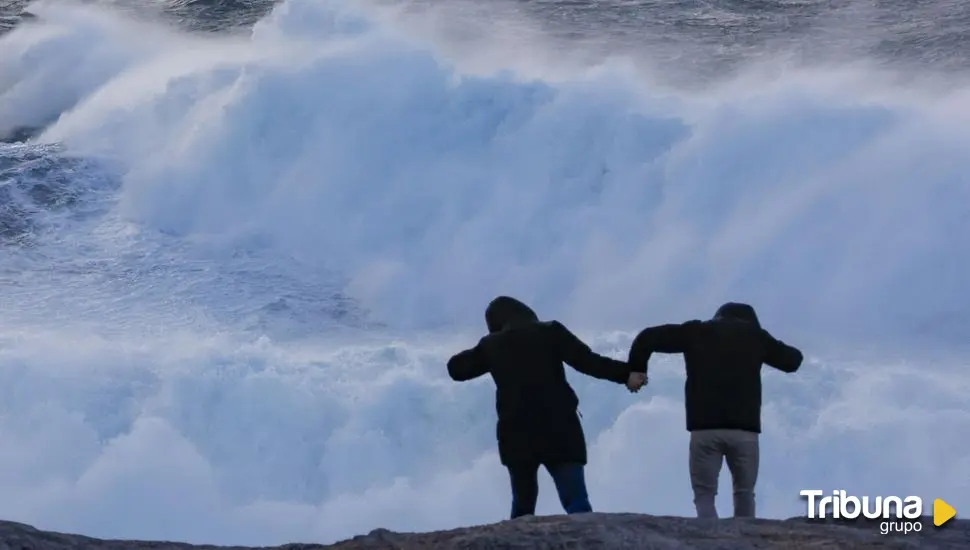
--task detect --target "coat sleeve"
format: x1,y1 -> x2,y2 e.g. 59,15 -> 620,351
760,329 -> 803,373
627,321 -> 696,374
447,341 -> 490,381
550,321 -> 629,384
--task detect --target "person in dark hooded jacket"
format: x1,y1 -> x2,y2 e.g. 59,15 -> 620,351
625,302 -> 803,519
447,296 -> 638,519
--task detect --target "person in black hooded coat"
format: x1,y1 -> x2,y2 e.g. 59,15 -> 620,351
447,296 -> 637,519
625,302 -> 803,519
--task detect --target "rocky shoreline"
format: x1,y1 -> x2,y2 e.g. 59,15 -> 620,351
1,513 -> 967,550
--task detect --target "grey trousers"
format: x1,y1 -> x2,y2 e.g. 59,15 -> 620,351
689,429 -> 760,518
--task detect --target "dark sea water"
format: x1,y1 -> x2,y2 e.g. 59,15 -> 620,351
4,0 -> 970,75
1,0 -> 276,33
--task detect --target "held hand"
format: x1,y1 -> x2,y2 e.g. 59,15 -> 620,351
626,372 -> 647,393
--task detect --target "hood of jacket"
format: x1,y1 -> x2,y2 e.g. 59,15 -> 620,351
485,296 -> 539,333
712,302 -> 761,329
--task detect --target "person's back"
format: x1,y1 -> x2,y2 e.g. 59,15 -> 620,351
447,296 -> 634,518
627,302 -> 802,519
680,309 -> 799,434
476,321 -> 593,442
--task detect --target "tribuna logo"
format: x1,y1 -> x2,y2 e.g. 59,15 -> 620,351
800,490 -> 923,535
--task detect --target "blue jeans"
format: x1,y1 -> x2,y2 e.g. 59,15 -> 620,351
507,462 -> 592,519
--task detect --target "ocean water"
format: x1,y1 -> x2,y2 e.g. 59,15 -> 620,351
1,0 -> 969,545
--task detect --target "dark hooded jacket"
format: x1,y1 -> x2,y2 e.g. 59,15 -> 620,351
627,302 -> 803,433
448,296 -> 631,465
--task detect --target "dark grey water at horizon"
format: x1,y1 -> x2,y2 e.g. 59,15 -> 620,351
3,0 -> 970,81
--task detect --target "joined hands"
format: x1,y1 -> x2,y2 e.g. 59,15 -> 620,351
626,372 -> 647,393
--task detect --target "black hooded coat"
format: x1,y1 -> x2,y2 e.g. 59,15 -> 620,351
447,296 -> 630,466
627,302 -> 804,433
